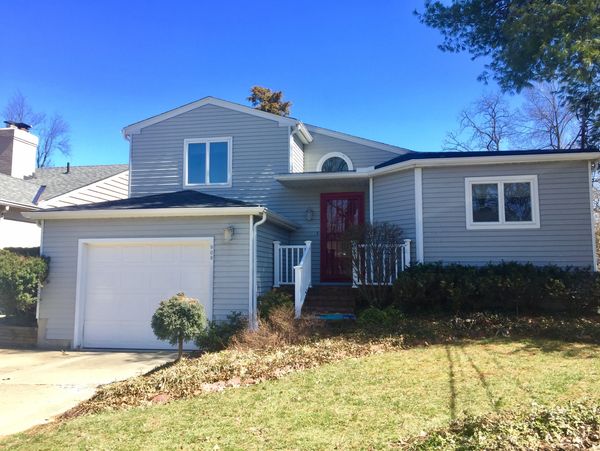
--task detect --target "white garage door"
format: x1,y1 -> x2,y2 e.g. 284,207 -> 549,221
79,238 -> 213,349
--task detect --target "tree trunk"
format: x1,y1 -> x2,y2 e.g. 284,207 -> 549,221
177,335 -> 183,361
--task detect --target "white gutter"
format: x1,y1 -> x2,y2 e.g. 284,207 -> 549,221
250,211 -> 268,329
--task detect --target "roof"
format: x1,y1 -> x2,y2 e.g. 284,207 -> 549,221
27,164 -> 128,200
305,124 -> 412,155
375,149 -> 600,169
38,189 -> 259,212
122,96 -> 301,137
0,173 -> 42,208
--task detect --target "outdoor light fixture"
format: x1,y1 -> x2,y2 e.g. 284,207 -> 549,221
223,225 -> 234,242
305,208 -> 314,221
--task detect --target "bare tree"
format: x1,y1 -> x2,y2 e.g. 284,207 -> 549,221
3,91 -> 71,167
517,83 -> 579,150
3,91 -> 45,128
444,92 -> 516,151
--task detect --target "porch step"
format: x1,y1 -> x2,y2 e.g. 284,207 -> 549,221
302,286 -> 357,315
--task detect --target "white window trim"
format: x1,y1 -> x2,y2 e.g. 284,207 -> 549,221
316,152 -> 354,172
183,137 -> 233,188
465,175 -> 540,230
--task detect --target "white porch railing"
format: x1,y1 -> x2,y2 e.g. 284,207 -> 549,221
293,241 -> 312,318
273,241 -> 312,318
352,239 -> 411,287
273,242 -> 307,286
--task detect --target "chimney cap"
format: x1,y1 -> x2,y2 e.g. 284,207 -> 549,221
4,120 -> 32,131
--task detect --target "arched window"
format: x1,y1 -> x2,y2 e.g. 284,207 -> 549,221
317,152 -> 353,172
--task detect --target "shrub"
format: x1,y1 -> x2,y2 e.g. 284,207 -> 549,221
357,307 -> 404,334
195,312 -> 247,352
393,262 -> 600,315
232,304 -> 324,350
151,293 -> 207,360
257,289 -> 293,320
0,249 -> 49,317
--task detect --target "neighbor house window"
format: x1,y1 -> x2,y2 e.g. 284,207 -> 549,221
184,137 -> 232,187
317,152 -> 353,172
465,175 -> 539,229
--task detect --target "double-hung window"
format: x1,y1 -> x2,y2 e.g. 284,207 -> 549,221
465,175 -> 540,229
184,137 -> 232,187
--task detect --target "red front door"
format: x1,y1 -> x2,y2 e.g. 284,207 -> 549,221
320,192 -> 365,282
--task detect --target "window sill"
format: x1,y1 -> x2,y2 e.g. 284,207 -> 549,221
184,183 -> 232,189
466,222 -> 540,230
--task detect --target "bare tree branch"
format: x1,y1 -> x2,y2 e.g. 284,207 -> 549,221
3,92 -> 71,168
443,92 -> 516,152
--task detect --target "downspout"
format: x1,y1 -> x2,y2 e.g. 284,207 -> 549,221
369,177 -> 374,223
36,219 -> 45,321
250,211 -> 268,329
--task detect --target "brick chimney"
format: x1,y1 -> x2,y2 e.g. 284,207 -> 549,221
0,121 -> 38,178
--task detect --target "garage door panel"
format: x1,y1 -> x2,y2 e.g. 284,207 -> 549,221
81,239 -> 212,350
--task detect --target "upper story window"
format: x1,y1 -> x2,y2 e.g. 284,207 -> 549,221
465,175 -> 540,230
184,137 -> 232,187
317,152 -> 353,172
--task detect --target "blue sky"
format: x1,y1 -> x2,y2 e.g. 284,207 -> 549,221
0,0 -> 499,166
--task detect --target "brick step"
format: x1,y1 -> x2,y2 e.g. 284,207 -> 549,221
301,285 -> 357,315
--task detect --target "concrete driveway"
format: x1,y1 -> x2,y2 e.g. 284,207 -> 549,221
0,348 -> 175,437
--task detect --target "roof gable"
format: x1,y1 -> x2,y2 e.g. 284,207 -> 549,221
122,97 -> 300,137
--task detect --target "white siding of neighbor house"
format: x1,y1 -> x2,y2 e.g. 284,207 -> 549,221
256,220 -> 290,295
304,131 -> 402,172
41,172 -> 129,208
0,217 -> 40,248
421,160 -> 595,266
290,135 -> 304,173
39,216 -> 250,345
372,170 -> 417,262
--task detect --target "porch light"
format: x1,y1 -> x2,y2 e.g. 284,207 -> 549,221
223,225 -> 234,242
305,208 -> 314,221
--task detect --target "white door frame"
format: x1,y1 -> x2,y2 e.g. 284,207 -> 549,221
73,237 -> 214,349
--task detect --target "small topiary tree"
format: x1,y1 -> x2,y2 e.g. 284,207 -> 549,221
151,292 -> 207,361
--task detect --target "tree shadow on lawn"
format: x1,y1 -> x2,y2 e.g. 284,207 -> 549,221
506,338 -> 600,358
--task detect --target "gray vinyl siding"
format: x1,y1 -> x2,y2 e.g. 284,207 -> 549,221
256,220 -> 290,295
304,131 -> 400,171
421,160 -> 594,266
130,104 -> 290,204
372,170 -> 416,262
38,216 -> 250,344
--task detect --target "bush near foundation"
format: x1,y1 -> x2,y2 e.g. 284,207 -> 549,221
393,262 -> 600,315
0,249 -> 49,318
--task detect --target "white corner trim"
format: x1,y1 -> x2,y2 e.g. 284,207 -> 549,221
72,237 -> 215,349
183,137 -> 233,188
589,161 -> 598,271
316,152 -> 354,172
465,175 -> 540,230
122,96 -> 298,137
305,124 -> 411,155
414,168 -> 424,263
369,177 -> 374,223
248,215 -> 254,330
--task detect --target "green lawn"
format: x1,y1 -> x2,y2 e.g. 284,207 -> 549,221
5,339 -> 600,450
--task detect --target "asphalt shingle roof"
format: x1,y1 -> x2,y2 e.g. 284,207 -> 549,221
27,164 -> 128,200
0,173 -> 41,208
375,149 -> 600,169
42,190 -> 258,212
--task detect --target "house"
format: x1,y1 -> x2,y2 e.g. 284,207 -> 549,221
0,121 -> 129,248
25,97 -> 599,350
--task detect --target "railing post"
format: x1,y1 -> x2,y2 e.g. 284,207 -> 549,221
351,241 -> 358,287
403,239 -> 412,269
273,241 -> 281,287
305,241 -> 312,287
294,267 -> 302,318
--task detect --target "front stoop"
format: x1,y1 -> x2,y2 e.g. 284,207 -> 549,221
302,286 -> 357,315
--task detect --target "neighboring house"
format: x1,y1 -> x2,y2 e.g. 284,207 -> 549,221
0,122 -> 129,248
25,97 -> 599,350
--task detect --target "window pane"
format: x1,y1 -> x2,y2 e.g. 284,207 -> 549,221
504,182 -> 532,222
187,143 -> 206,184
472,183 -> 499,222
209,141 -> 229,183
321,157 -> 348,172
